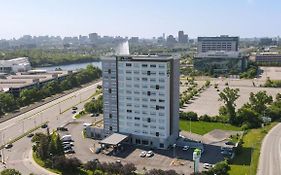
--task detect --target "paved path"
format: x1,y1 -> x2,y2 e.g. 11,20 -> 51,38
258,123 -> 281,175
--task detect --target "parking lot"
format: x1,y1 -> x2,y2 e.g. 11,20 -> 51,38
55,115 -> 226,174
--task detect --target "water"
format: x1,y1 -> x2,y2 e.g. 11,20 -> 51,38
35,61 -> 101,71
116,41 -> 130,55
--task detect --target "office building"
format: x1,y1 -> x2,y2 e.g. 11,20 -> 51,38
178,31 -> 188,44
102,55 -> 179,149
197,36 -> 239,53
0,57 -> 31,74
167,35 -> 177,44
193,51 -> 247,74
255,53 -> 281,65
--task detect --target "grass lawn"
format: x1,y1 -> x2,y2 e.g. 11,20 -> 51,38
179,120 -> 242,135
228,122 -> 278,175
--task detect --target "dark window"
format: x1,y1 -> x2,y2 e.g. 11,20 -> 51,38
142,64 -> 148,67
160,143 -> 164,148
108,88 -> 112,93
127,110 -> 132,113
109,126 -> 112,131
156,105 -> 159,110
134,117 -> 140,120
150,64 -> 156,68
126,63 -> 132,67
159,99 -> 165,102
156,132 -> 159,137
156,85 -> 159,90
142,140 -> 149,145
147,91 -> 151,96
136,139 -> 141,144
108,69 -> 111,74
147,71 -> 150,75
109,114 -> 112,118
147,118 -> 151,123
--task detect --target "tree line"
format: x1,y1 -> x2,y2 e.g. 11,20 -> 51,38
0,65 -> 101,116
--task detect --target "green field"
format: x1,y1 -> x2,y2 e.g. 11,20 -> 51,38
228,122 -> 278,175
179,120 -> 242,135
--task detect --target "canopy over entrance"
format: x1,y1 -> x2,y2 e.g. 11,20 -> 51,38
99,133 -> 128,146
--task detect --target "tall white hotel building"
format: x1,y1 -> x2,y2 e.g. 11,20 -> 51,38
102,55 -> 179,149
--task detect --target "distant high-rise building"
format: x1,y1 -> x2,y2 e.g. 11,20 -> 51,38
178,31 -> 188,44
129,37 -> 139,43
167,35 -> 177,44
102,55 -> 180,149
89,33 -> 99,43
197,35 -> 239,53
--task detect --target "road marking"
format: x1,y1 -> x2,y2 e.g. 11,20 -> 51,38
89,148 -> 95,153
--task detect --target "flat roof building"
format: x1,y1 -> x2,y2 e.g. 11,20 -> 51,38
0,57 -> 31,74
102,55 -> 180,149
255,53 -> 281,66
197,36 -> 239,53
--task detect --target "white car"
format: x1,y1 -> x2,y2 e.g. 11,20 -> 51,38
203,163 -> 213,169
146,150 -> 154,157
139,151 -> 147,157
182,146 -> 189,151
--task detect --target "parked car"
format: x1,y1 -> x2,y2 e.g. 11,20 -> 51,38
62,142 -> 74,147
61,135 -> 72,142
72,107 -> 78,110
182,146 -> 189,151
57,127 -> 68,131
27,133 -> 34,138
72,110 -> 77,114
95,147 -> 102,154
64,149 -> 75,154
203,163 -> 213,169
139,151 -> 147,157
4,144 -> 13,149
41,124 -> 48,128
146,150 -> 154,157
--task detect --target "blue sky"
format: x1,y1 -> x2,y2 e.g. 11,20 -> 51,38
0,0 -> 280,39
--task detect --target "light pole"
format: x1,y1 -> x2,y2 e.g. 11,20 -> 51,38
189,117 -> 192,133
173,144 -> 176,158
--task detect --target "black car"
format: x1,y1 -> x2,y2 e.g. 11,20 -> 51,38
41,124 -> 48,128
4,144 -> 13,149
72,110 -> 77,114
57,127 -> 68,131
27,133 -> 34,138
72,107 -> 78,110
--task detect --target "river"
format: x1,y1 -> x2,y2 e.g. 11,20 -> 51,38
35,61 -> 102,71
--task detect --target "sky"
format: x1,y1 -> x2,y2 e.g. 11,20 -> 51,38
0,0 -> 280,39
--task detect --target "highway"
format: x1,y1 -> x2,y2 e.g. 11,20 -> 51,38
258,123 -> 281,175
0,80 -> 101,174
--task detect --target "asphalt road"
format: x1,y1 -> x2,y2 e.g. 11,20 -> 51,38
258,123 -> 281,175
0,81 -> 101,174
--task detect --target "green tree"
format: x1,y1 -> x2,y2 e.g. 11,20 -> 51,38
0,169 -> 21,175
248,91 -> 273,115
219,87 -> 240,125
0,93 -> 18,113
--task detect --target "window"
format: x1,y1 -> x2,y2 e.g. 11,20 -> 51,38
142,77 -> 148,81
142,140 -> 149,145
109,114 -> 112,118
109,126 -> 112,131
156,85 -> 159,90
136,139 -> 141,144
150,64 -> 156,68
142,64 -> 148,67
147,71 -> 151,75
159,99 -> 165,103
127,110 -> 132,113
108,88 -> 112,93
160,143 -> 164,148
126,63 -> 132,67
147,118 -> 151,123
108,69 -> 111,74
156,132 -> 159,137
147,91 -> 151,96
134,117 -> 140,120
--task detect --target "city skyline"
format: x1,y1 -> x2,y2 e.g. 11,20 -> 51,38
1,0 -> 281,39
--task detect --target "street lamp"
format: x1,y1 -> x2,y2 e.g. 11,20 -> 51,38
173,143 -> 176,158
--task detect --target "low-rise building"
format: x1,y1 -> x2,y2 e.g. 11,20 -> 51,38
193,51 -> 248,74
0,70 -> 71,95
0,57 -> 31,73
255,52 -> 281,65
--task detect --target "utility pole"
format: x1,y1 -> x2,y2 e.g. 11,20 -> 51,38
190,117 -> 191,133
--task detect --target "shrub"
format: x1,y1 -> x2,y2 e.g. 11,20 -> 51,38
179,111 -> 198,121
199,114 -> 212,122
